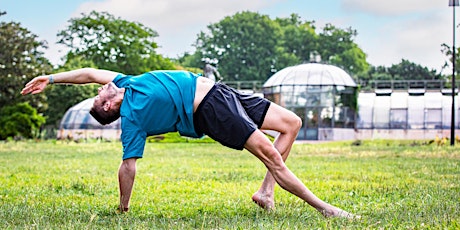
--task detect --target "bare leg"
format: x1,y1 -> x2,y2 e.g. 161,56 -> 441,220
252,104 -> 300,210
247,104 -> 355,218
245,130 -> 355,218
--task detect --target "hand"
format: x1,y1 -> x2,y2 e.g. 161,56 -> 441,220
118,204 -> 129,213
21,76 -> 50,95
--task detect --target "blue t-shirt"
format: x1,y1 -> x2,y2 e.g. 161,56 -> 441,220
113,70 -> 203,159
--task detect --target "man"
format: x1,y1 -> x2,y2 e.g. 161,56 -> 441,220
203,63 -> 221,82
21,68 -> 355,218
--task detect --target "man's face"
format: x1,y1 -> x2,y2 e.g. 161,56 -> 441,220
94,82 -> 118,110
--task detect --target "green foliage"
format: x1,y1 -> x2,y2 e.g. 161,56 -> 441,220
0,102 -> 45,139
173,52 -> 204,72
275,14 -> 318,64
318,24 -> 369,75
0,12 -> 52,112
366,59 -> 442,82
389,59 -> 442,80
441,43 -> 460,77
0,141 -> 458,228
195,11 -> 282,81
57,11 -> 175,74
189,12 -> 369,81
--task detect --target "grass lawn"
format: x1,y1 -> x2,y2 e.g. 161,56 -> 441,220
0,139 -> 459,229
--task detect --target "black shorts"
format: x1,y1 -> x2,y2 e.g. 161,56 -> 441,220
194,83 -> 271,150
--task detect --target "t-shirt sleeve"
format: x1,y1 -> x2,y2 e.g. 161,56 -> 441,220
120,118 -> 147,160
112,73 -> 131,88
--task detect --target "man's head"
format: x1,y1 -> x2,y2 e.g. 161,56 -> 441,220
90,82 -> 124,125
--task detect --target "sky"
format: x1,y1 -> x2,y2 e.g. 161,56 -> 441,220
1,0 -> 458,74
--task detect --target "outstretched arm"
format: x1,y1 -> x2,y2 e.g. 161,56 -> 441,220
21,68 -> 119,95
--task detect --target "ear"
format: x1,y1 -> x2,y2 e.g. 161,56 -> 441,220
103,101 -> 111,112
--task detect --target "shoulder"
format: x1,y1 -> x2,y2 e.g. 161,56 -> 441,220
112,73 -> 131,87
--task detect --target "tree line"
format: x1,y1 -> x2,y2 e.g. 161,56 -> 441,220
0,10 -> 451,139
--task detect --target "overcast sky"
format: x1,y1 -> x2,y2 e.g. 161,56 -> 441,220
1,0 -> 457,73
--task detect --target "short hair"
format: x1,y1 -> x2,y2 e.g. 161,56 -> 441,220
90,101 -> 120,125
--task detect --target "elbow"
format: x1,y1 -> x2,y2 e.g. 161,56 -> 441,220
80,68 -> 99,82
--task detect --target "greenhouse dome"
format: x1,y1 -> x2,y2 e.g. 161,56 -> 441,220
263,63 -> 358,141
264,63 -> 356,87
58,97 -> 121,140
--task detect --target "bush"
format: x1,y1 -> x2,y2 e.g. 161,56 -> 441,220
0,102 -> 45,139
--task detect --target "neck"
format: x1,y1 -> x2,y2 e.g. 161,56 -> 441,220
118,88 -> 125,99
113,88 -> 125,108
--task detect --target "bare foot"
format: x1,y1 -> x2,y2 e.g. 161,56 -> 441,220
252,192 -> 275,211
321,207 -> 361,219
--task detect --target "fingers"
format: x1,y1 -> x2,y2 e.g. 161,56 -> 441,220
21,77 -> 45,95
26,89 -> 41,95
21,79 -> 34,95
23,87 -> 43,95
21,83 -> 36,95
20,86 -> 32,95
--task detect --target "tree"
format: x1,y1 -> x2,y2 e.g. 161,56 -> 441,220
188,12 -> 369,81
0,102 -> 45,139
57,11 -> 174,74
0,11 -> 52,112
174,52 -> 204,71
275,14 -> 317,64
441,43 -> 460,78
195,11 -> 283,81
317,24 -> 368,75
388,59 -> 441,81
367,59 -> 442,81
366,65 -> 391,81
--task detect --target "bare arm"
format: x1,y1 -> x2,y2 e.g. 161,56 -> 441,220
118,158 -> 137,212
21,68 -> 119,95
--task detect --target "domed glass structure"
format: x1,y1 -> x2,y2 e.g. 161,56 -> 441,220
263,63 -> 358,140
58,97 -> 121,140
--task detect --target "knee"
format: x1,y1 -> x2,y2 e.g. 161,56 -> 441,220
287,113 -> 302,133
277,112 -> 302,135
293,115 -> 302,131
259,144 -> 286,170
